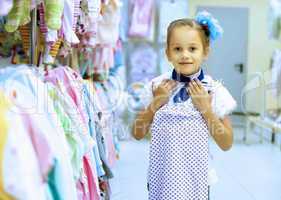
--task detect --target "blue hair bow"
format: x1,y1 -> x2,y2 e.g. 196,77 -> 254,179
195,11 -> 223,41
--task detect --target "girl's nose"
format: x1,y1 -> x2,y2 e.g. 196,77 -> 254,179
182,50 -> 190,59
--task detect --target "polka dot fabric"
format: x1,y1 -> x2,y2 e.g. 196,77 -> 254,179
148,101 -> 209,200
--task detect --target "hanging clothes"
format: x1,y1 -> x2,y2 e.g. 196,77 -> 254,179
44,0 -> 64,30
96,0 -> 121,46
45,66 -> 95,154
45,66 -> 106,200
0,0 -> 123,190
95,120 -> 114,179
129,44 -> 157,83
128,0 -> 154,39
38,2 -> 48,35
91,44 -> 114,79
83,0 -> 101,47
48,84 -> 85,180
0,92 -> 47,200
268,0 -> 281,39
62,0 -> 80,44
82,81 -> 106,178
5,0 -> 31,32
0,66 -> 78,200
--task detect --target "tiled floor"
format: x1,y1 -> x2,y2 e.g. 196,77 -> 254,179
110,127 -> 281,200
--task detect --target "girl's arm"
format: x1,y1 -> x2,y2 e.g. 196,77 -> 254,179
132,98 -> 163,140
132,80 -> 177,140
201,111 -> 233,151
188,79 -> 233,151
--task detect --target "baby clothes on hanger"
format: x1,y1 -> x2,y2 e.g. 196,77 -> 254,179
0,92 -> 48,200
84,0 -> 101,47
62,0 -> 80,45
43,37 -> 63,64
38,2 -> 48,35
91,45 -> 114,79
73,0 -> 80,31
83,154 -> 101,200
45,0 -> 64,30
129,44 -> 157,82
45,66 -> 95,155
38,2 -> 63,64
82,81 -> 106,177
18,24 -> 31,59
128,0 -> 154,38
0,66 -> 78,200
5,0 -> 31,32
0,18 -> 22,59
96,0 -> 121,45
94,118 -> 114,179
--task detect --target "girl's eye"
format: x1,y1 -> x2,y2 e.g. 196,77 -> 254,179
174,47 -> 181,51
190,47 -> 197,52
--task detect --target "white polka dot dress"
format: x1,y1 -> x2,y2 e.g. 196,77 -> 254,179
148,101 -> 209,200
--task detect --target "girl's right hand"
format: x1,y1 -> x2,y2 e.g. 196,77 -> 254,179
152,79 -> 177,109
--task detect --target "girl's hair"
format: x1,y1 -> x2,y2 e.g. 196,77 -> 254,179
166,18 -> 210,52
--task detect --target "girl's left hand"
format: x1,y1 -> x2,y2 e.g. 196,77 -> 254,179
187,79 -> 212,114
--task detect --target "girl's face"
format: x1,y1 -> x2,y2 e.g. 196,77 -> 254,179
166,26 -> 208,76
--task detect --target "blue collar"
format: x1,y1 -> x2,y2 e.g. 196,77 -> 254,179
171,69 -> 205,103
171,69 -> 205,83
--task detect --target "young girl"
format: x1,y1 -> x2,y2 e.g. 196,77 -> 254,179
132,11 -> 237,200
